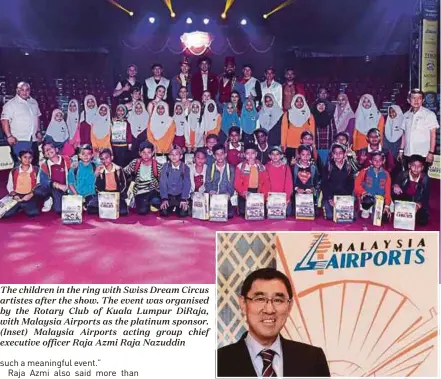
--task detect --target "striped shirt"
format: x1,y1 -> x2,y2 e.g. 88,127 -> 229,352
124,159 -> 163,196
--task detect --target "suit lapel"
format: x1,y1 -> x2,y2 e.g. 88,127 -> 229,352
281,336 -> 297,377
237,333 -> 258,377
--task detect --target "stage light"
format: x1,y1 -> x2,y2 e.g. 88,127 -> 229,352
24,52 -> 29,56
222,0 -> 236,19
163,1 -> 176,19
171,12 -> 176,18
186,17 -> 193,24
240,18 -> 247,26
148,17 -> 156,24
203,18 -> 210,25
107,0 -> 134,17
264,0 -> 295,19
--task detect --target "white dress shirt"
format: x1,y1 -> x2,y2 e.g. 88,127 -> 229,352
260,80 -> 283,109
1,95 -> 41,141
402,106 -> 439,157
245,333 -> 283,377
202,73 -> 208,91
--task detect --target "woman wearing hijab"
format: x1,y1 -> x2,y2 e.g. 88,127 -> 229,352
172,103 -> 188,150
240,98 -> 259,144
383,105 -> 404,157
219,102 -> 240,145
202,99 -> 221,137
111,104 -> 133,167
128,100 -> 149,159
66,99 -> 80,145
281,94 -> 315,164
258,93 -> 284,147
45,109 -> 70,150
185,101 -> 205,151
311,100 -> 337,162
72,94 -> 97,146
353,94 -> 384,151
333,93 -> 355,142
147,101 -> 176,155
90,104 -> 112,155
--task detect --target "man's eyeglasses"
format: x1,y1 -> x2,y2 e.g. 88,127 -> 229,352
245,296 -> 291,307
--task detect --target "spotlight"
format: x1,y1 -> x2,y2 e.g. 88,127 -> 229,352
148,17 -> 155,24
203,18 -> 210,25
240,18 -> 247,26
24,52 -> 29,56
221,13 -> 227,19
171,12 -> 176,18
186,17 -> 193,24
263,14 -> 268,19
128,11 -> 134,17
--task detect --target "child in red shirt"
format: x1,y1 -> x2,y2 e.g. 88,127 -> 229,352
226,126 -> 244,167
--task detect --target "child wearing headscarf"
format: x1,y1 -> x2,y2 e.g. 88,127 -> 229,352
90,104 -> 112,156
172,103 -> 188,150
281,94 -> 316,164
240,98 -> 259,145
185,101 -> 205,151
311,100 -> 337,162
353,94 -> 385,150
219,102 -> 240,145
128,100 -> 149,159
66,99 -> 80,145
147,101 -> 176,155
111,104 -> 133,167
202,100 -> 221,137
73,94 -> 97,146
44,109 -> 69,151
383,105 -> 404,157
334,93 -> 355,140
258,93 -> 284,147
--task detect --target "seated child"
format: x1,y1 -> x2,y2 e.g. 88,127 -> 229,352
356,128 -> 395,172
333,131 -> 360,173
205,143 -> 235,219
226,126 -> 244,167
36,141 -> 72,214
321,143 -> 356,220
265,146 -> 293,215
292,144 -> 321,214
204,134 -> 218,168
4,150 -> 40,218
354,150 -> 392,221
89,148 -> 129,216
292,130 -> 323,172
111,104 -> 133,167
159,145 -> 191,217
234,143 -> 270,217
393,154 -> 430,225
124,141 -> 162,215
254,128 -> 270,165
189,148 -> 208,195
67,144 -> 97,213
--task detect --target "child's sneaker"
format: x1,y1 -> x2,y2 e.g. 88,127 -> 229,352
42,197 -> 53,212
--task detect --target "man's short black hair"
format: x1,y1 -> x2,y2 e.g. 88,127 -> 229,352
408,154 -> 425,165
18,149 -> 33,158
212,143 -> 226,154
241,268 -> 293,299
139,141 -> 154,152
243,63 -> 253,70
151,63 -> 163,70
408,88 -> 425,99
195,147 -> 207,157
367,128 -> 381,137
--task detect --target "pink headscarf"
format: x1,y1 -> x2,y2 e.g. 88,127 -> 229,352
334,93 -> 355,133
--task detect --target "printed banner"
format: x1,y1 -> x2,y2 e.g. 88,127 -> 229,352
428,154 -> 440,179
421,19 -> 438,93
0,145 -> 13,171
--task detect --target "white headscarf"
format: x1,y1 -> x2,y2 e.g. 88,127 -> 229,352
188,101 -> 204,147
258,93 -> 284,131
202,100 -> 219,133
46,109 -> 69,142
173,103 -> 188,137
66,99 -> 79,138
288,94 -> 310,127
80,94 -> 98,123
91,104 -> 111,139
128,101 -> 149,138
355,94 -> 381,135
384,105 -> 404,143
333,93 -> 355,133
149,101 -> 173,140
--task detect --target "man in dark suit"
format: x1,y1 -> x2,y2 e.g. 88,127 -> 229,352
217,268 -> 330,377
192,56 -> 218,102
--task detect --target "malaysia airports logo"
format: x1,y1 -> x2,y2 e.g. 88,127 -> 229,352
294,233 -> 426,272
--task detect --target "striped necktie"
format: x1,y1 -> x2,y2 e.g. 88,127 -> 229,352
259,349 -> 277,377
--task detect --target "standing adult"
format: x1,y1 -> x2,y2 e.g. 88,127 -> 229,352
192,56 -> 218,103
333,93 -> 355,142
217,57 -> 246,106
399,89 -> 439,171
282,68 -> 305,112
239,64 -> 262,108
143,63 -> 173,109
171,57 -> 192,101
260,67 -> 283,109
113,64 -> 143,107
1,82 -> 42,165
315,87 -> 336,116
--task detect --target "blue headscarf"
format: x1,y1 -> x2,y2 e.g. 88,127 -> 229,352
240,99 -> 258,134
221,102 -> 240,134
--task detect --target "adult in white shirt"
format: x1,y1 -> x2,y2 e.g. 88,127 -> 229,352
1,82 -> 42,165
239,64 -> 262,108
260,67 -> 283,109
142,63 -> 172,109
399,88 -> 439,171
